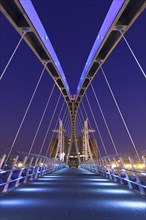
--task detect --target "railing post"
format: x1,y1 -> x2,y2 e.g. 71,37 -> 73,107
100,159 -> 104,176
105,158 -> 112,180
24,157 -> 34,183
113,157 -> 123,184
35,157 -> 43,179
0,154 -> 7,169
119,157 -> 133,190
34,158 -> 42,179
40,158 -> 46,176
95,159 -> 98,173
47,158 -> 52,173
41,158 -> 48,176
45,158 -> 50,174
101,159 -> 105,177
128,156 -> 145,195
2,155 -> 19,193
109,157 -> 117,181
15,156 -> 28,187
52,158 -> 56,171
30,157 -> 39,180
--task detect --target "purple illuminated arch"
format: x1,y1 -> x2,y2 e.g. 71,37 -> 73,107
76,0 -> 124,95
19,0 -> 70,94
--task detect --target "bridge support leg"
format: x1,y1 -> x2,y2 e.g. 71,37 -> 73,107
24,157 -> 34,183
120,157 -> 133,190
129,156 -> 145,195
15,156 -> 28,187
2,155 -> 19,193
0,154 -> 6,169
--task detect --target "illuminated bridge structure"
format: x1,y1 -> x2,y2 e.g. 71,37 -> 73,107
0,1 -> 146,219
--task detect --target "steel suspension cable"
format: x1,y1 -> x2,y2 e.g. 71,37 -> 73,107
76,112 -> 82,135
53,101 -> 65,132
79,107 -> 85,123
45,100 -> 65,157
80,103 -> 102,158
91,83 -> 119,155
65,116 -> 71,135
64,111 -> 69,128
27,83 -> 56,157
78,111 -> 84,129
5,66 -> 46,163
0,32 -> 26,81
85,94 -> 108,156
101,66 -> 140,160
64,113 -> 70,132
119,30 -> 146,79
75,109 -> 82,134
62,105 -> 68,122
39,93 -> 62,155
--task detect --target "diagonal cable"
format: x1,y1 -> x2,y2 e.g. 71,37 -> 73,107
101,66 -> 140,159
39,93 -> 62,155
27,83 -> 56,157
119,30 -> 146,78
62,105 -> 68,123
0,32 -> 26,80
91,83 -> 119,155
64,110 -> 69,127
45,100 -> 65,157
5,66 -> 46,163
85,94 -> 108,156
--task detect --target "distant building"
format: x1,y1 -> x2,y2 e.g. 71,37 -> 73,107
48,135 -> 98,166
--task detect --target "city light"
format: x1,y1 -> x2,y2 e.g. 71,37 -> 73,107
124,163 -> 132,169
39,162 -> 44,167
111,163 -> 116,169
17,162 -> 23,168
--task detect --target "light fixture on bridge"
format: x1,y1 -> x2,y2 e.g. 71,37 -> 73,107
29,182 -> 50,185
97,189 -> 131,194
89,178 -> 109,182
45,35 -> 48,40
0,199 -> 40,206
16,187 -> 50,192
95,182 -> 117,186
97,35 -> 103,40
118,201 -> 146,209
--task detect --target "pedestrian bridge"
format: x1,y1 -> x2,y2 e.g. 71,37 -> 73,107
1,168 -> 145,220
0,0 -> 146,219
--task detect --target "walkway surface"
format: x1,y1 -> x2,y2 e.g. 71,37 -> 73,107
0,168 -> 145,220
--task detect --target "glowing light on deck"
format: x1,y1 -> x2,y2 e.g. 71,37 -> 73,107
16,187 -> 50,192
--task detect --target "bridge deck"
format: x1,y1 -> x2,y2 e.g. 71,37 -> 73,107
0,168 -> 145,220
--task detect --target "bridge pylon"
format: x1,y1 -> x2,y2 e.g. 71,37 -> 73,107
82,119 -> 95,161
53,119 -> 65,161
